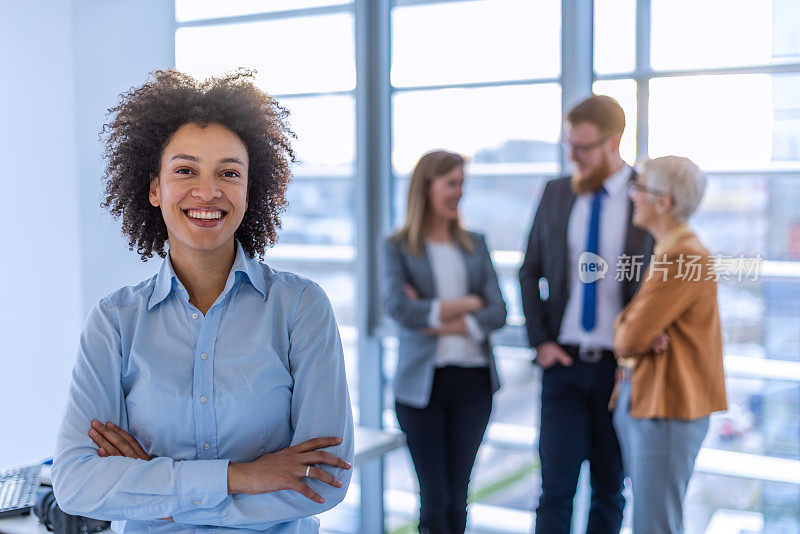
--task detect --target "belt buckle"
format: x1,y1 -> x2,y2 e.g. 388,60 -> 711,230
578,346 -> 603,363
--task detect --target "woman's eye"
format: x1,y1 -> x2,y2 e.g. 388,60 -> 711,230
222,171 -> 240,179
175,168 -> 193,175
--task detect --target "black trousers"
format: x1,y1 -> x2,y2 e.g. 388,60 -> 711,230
534,355 -> 625,534
395,366 -> 493,534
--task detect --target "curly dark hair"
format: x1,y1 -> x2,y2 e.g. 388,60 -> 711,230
101,69 -> 295,260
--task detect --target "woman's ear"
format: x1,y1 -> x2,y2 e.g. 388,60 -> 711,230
655,193 -> 673,215
149,174 -> 161,207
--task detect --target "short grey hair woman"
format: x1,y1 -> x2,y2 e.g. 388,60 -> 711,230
613,155 -> 727,533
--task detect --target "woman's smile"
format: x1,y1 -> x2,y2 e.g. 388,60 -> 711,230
149,122 -> 249,256
184,208 -> 228,227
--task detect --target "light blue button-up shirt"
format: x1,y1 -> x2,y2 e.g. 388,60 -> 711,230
52,242 -> 354,534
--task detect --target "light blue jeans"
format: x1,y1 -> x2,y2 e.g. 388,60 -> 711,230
612,380 -> 708,534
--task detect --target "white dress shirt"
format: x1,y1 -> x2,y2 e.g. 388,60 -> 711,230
558,164 -> 631,350
425,240 -> 487,368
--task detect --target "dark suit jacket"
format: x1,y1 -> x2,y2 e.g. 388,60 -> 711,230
518,170 -> 654,349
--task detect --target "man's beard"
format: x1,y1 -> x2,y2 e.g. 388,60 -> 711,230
571,154 -> 613,195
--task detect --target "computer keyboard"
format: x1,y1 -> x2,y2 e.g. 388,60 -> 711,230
0,463 -> 41,518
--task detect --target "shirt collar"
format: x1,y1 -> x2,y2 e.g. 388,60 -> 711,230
226,241 -> 269,301
654,223 -> 694,257
148,241 -> 268,310
603,163 -> 632,198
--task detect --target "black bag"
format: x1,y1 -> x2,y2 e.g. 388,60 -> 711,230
33,487 -> 110,534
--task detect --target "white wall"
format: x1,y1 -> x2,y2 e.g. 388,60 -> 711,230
0,0 -> 174,466
0,0 -> 82,466
72,0 -> 176,314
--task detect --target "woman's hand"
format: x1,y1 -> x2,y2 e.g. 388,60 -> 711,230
648,332 -> 670,354
227,437 -> 351,503
403,283 -> 482,324
608,382 -> 619,411
423,317 -> 468,336
440,295 -> 482,322
88,421 -> 173,521
89,420 -> 151,460
403,283 -> 419,300
608,367 -> 625,411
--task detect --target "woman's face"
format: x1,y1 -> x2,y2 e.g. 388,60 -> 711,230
427,165 -> 464,221
149,122 -> 249,257
630,173 -> 668,230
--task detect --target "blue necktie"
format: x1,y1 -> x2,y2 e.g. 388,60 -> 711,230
581,188 -> 606,332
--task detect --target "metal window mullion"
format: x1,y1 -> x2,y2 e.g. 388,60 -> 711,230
175,3 -> 353,28
393,0 -> 481,6
271,89 -> 355,100
635,0 -> 651,161
391,76 -> 562,93
596,61 -> 800,82
561,0 -> 594,173
355,0 -> 391,532
561,3 -> 595,533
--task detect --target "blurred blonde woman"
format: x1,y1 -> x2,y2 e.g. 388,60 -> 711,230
613,155 -> 727,533
381,150 -> 507,534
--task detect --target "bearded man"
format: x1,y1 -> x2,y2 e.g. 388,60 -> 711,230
519,95 -> 654,534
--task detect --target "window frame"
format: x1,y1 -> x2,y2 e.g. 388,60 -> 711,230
174,0 -> 800,531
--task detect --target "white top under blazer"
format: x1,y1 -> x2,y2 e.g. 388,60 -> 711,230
426,240 -> 488,368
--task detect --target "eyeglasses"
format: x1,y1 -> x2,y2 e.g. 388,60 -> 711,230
627,180 -> 669,197
563,134 -> 611,155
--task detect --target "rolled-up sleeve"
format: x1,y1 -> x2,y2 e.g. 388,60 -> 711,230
427,300 -> 443,328
52,300 -> 230,521
172,281 -> 354,530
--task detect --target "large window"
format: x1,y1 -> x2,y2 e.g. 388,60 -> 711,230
175,1 -> 800,532
174,0 -> 361,408
175,4 -> 365,530
385,1 -> 561,531
595,1 -> 800,531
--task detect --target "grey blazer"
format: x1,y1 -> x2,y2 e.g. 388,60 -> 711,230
381,231 -> 507,408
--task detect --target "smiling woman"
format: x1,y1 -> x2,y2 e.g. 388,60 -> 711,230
153,125 -> 248,247
51,70 -> 354,534
102,69 -> 292,261
381,150 -> 507,533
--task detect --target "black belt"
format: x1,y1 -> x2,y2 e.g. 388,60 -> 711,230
560,344 -> 615,364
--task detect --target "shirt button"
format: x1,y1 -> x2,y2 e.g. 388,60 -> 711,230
200,395 -> 207,404
203,442 -> 210,450
200,353 -> 208,360
193,500 -> 201,506
192,313 -> 199,320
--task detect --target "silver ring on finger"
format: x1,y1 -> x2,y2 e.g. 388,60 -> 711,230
305,465 -> 312,478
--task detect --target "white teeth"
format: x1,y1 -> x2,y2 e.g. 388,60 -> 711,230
187,210 -> 222,220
